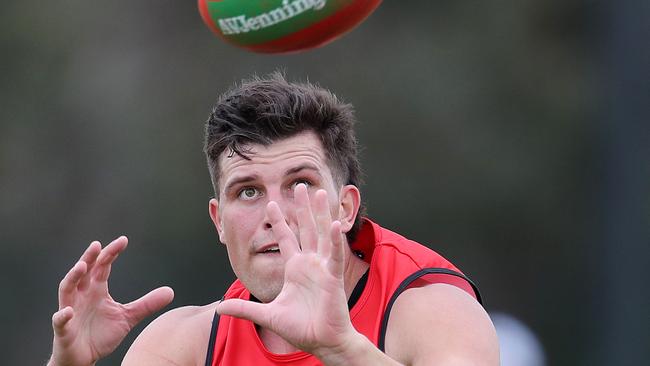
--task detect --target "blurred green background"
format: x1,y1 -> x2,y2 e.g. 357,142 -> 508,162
1,1 -> 648,365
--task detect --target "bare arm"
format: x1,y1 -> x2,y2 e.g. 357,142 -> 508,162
385,284 -> 499,366
122,304 -> 216,366
48,237 -> 174,366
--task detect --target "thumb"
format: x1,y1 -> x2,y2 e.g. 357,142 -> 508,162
124,286 -> 174,327
217,299 -> 270,328
52,306 -> 74,338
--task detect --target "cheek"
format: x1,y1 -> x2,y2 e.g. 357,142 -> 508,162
220,205 -> 264,244
330,196 -> 340,215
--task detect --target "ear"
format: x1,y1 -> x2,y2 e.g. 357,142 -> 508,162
209,198 -> 226,244
337,185 -> 361,234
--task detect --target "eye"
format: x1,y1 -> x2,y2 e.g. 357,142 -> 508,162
238,187 -> 262,200
291,179 -> 312,190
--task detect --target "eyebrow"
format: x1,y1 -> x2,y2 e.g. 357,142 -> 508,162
222,164 -> 322,194
223,175 -> 259,195
285,164 -> 321,177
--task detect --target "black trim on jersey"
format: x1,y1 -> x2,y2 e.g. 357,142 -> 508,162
377,268 -> 482,352
204,297 -> 224,366
348,269 -> 369,309
204,310 -> 220,366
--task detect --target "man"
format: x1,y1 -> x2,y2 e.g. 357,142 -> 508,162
48,73 -> 499,366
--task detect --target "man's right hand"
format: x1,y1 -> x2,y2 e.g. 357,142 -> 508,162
48,237 -> 174,366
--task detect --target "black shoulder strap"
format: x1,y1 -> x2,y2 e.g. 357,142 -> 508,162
204,309 -> 221,366
378,268 -> 482,352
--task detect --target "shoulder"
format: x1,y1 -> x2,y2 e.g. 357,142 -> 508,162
385,284 -> 499,366
123,301 -> 220,366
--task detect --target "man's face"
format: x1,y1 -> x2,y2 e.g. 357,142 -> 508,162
209,131 -> 354,302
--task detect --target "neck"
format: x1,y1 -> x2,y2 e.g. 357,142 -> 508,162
342,251 -> 370,299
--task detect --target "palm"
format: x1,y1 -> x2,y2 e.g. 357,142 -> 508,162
63,293 -> 130,362
269,253 -> 350,350
51,237 -> 173,366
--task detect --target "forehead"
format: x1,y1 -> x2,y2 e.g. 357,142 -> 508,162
217,131 -> 332,187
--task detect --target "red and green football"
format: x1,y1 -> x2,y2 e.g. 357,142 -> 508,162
198,0 -> 382,53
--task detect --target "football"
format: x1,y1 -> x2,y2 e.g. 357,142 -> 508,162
198,0 -> 382,53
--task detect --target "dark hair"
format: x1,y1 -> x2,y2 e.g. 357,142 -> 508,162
204,72 -> 364,242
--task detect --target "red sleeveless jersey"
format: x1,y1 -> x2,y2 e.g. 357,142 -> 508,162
205,219 -> 481,366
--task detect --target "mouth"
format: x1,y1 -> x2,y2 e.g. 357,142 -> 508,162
256,243 -> 281,254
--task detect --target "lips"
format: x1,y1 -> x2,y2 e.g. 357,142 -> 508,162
256,243 -> 280,254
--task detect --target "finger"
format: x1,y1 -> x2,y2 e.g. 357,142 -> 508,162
267,201 -> 300,259
58,261 -> 88,308
328,220 -> 345,276
77,241 -> 102,291
52,306 -> 74,337
124,286 -> 174,328
92,236 -> 128,283
217,299 -> 271,329
78,240 -> 102,264
295,183 -> 317,252
313,189 -> 333,254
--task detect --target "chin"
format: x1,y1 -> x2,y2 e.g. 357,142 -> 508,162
251,281 -> 283,303
239,270 -> 284,303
